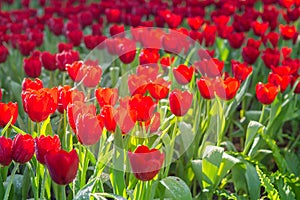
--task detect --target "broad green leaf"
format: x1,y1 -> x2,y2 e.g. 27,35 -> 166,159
191,160 -> 203,188
284,151 -> 300,176
243,121 -> 263,155
216,153 -> 240,186
274,175 -> 296,200
21,166 -> 31,200
232,163 -> 248,194
40,116 -> 52,136
4,174 -> 23,200
245,163 -> 260,200
202,146 -> 224,188
160,176 -> 192,200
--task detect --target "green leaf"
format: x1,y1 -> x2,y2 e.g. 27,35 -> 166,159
91,193 -> 126,200
202,146 -> 224,189
191,160 -> 203,188
74,178 -> 98,200
284,151 -> 300,176
40,116 -> 52,136
256,166 -> 280,200
232,163 -> 248,194
243,121 -> 263,155
245,163 -> 260,200
21,166 -> 31,200
160,176 -> 192,200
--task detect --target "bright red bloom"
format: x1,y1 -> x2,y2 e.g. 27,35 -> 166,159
282,47 -> 292,59
256,82 -> 278,105
148,78 -> 170,100
128,145 -> 164,181
194,58 -> 224,78
129,94 -> 156,122
57,86 -> 84,113
0,45 -> 9,63
263,32 -> 280,48
100,105 -> 117,132
117,38 -> 136,64
67,102 -> 96,133
231,60 -> 253,82
261,5 -> 279,30
45,149 -> 79,185
203,25 -> 217,47
78,11 -> 93,28
48,17 -> 64,36
56,50 -> 80,71
163,12 -> 182,29
160,56 -> 175,69
84,35 -> 106,50
128,74 -> 149,96
136,65 -> 159,81
22,88 -> 58,122
173,64 -> 194,85
66,61 -> 84,82
57,43 -> 73,53
35,135 -> 61,165
95,87 -> 118,107
268,73 -> 291,92
66,30 -> 83,47
12,134 -> 34,164
28,30 -> 44,47
262,48 -> 280,69
23,56 -> 42,78
105,8 -> 121,23
0,136 -> 13,166
215,77 -> 240,100
139,49 -> 160,66
0,102 -> 18,127
41,51 -> 57,71
187,16 -> 203,31
252,21 -> 269,37
75,113 -> 103,145
227,32 -> 245,49
22,78 -> 43,91
197,77 -> 216,99
169,89 -> 193,116
81,64 -> 102,87
279,24 -> 297,40
115,104 -> 136,134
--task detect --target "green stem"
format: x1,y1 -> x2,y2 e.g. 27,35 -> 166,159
58,185 -> 66,200
259,105 -> 266,124
4,163 -> 19,200
40,168 -> 47,200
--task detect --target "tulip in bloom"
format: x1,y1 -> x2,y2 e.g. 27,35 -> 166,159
23,56 -> 42,78
41,51 -> 57,71
268,73 -> 291,93
35,135 -> 61,164
128,145 -> 164,181
256,82 -> 278,104
100,105 -> 117,132
173,64 -> 194,85
215,77 -> 240,101
95,87 -> 118,107
242,46 -> 260,65
0,136 -> 13,166
22,78 -> 43,91
194,58 -> 224,78
129,94 -> 156,122
56,50 -> 80,71
148,78 -> 170,100
12,134 -> 35,164
197,77 -> 216,99
45,149 -> 79,185
0,45 -> 9,63
0,102 -> 18,127
231,60 -> 253,82
262,48 -> 280,69
279,24 -> 297,40
169,89 -> 193,116
57,86 -> 84,114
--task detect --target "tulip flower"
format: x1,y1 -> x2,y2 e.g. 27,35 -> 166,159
100,105 -> 117,132
227,32 -> 245,49
23,56 -> 42,78
45,149 -> 79,185
268,73 -> 291,93
173,64 -> 194,85
57,86 -> 84,113
148,78 -> 170,100
169,89 -> 193,116
279,24 -> 297,40
128,145 -> 164,181
0,102 -> 18,127
256,82 -> 278,104
129,94 -> 156,122
215,77 -> 240,101
262,48 -> 280,69
95,87 -> 118,107
0,136 -> 13,166
41,51 -> 57,71
56,50 -> 80,71
35,135 -> 61,164
12,134 -> 35,164
0,45 -> 9,63
194,58 -> 224,78
231,60 -> 253,82
197,77 -> 216,99
22,78 -> 43,91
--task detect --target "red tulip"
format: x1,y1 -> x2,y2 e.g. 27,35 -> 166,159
128,145 -> 164,181
263,32 -> 279,48
129,94 -> 156,122
242,46 -> 260,65
109,24 -> 125,37
187,16 -> 203,31
252,21 -> 269,37
84,35 -> 106,50
12,134 -> 35,164
0,136 -> 13,166
28,30 -> 44,47
139,112 -> 160,133
203,25 -> 217,47
22,78 -> 43,91
194,58 -> 224,78
78,11 -> 93,28
66,61 -> 84,82
35,135 -> 61,164
41,51 -> 57,71
18,40 -> 35,56
268,73 -> 291,93
147,78 -> 170,100
261,48 -> 280,69
227,32 -> 245,49
0,45 -> 9,63
56,50 -> 80,71
95,87 -> 118,107
57,86 -> 84,113
22,88 -> 58,122
117,39 -> 136,64
45,149 -> 79,185
139,48 -> 160,66
197,77 -> 216,99
279,24 -> 297,40
0,102 -> 18,127
231,60 -> 253,82
256,82 -> 278,104
67,102 -> 96,133
115,104 -> 136,134
215,77 -> 240,101
105,8 -> 121,23
81,64 -> 102,88
48,17 -> 64,36
66,30 -> 83,47
128,74 -> 149,96
173,64 -> 194,85
57,42 -> 73,53
100,105 -> 117,132
23,56 -> 42,78
136,65 -> 159,81
75,113 -> 103,145
261,5 -> 279,30
169,89 -> 193,116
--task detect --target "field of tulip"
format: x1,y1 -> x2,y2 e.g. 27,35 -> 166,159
0,0 -> 299,199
